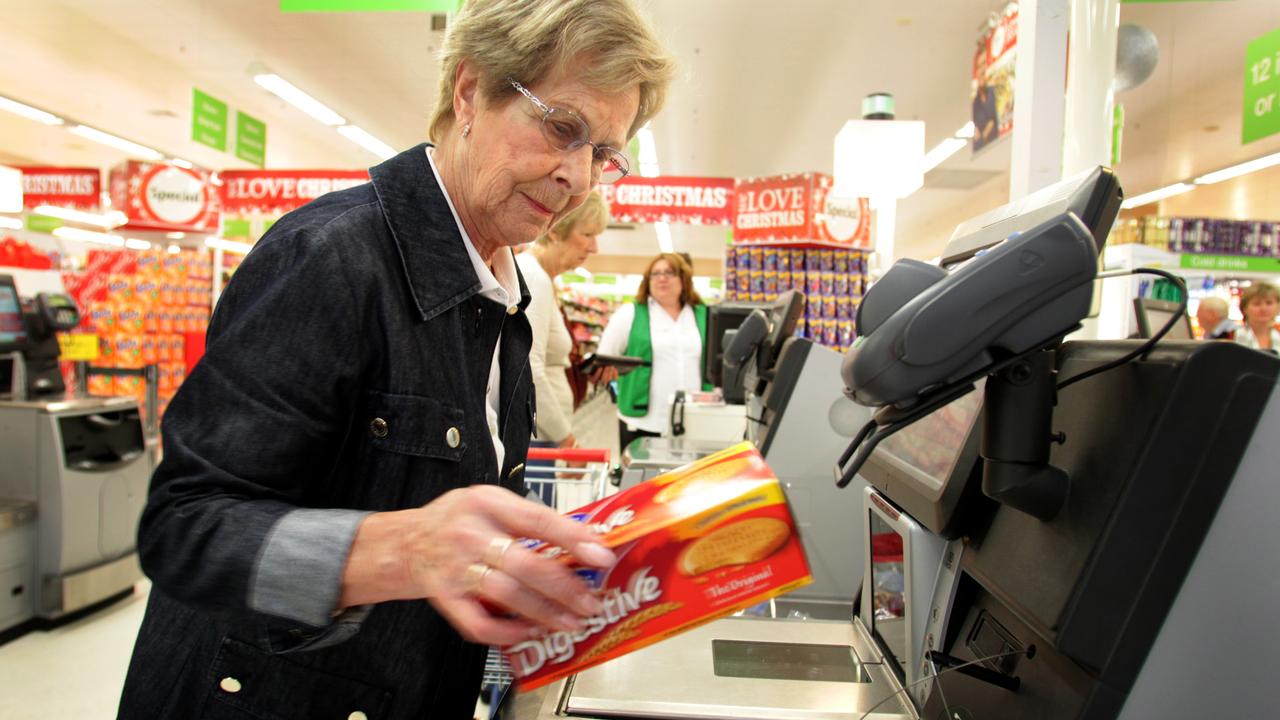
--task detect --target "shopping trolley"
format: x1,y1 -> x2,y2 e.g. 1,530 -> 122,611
482,446 -> 613,718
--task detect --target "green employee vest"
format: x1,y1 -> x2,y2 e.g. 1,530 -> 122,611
617,302 -> 713,418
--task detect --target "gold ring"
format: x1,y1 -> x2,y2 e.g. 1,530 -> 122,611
464,563 -> 492,595
484,537 -> 515,569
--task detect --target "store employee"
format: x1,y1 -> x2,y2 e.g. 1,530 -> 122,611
116,1 -> 674,718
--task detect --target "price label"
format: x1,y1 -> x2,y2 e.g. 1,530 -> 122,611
1244,28 -> 1280,144
57,333 -> 99,362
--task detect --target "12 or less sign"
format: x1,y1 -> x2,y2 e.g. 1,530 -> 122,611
1244,28 -> 1280,144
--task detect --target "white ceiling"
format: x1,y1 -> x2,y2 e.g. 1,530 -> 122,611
0,0 -> 1277,263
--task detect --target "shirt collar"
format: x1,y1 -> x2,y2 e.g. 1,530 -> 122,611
425,147 -> 520,309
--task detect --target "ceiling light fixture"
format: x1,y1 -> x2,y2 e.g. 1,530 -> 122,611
205,236 -> 254,254
921,123 -> 977,174
0,216 -> 24,230
254,73 -> 346,126
1193,150 -> 1280,186
337,125 -> 395,160
33,204 -> 127,228
69,125 -> 164,160
167,244 -> 183,254
0,95 -> 63,125
169,158 -> 194,170
124,238 -> 152,251
1119,182 -> 1194,209
52,226 -> 125,247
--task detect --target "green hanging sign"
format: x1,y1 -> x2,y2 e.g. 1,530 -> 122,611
235,111 -> 267,167
192,89 -> 228,152
1244,27 -> 1280,144
1180,253 -> 1280,273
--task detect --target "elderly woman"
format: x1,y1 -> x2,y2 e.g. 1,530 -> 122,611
598,253 -> 712,453
516,191 -> 607,453
1234,282 -> 1280,353
116,2 -> 674,718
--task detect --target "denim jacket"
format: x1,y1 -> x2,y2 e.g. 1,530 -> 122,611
118,144 -> 534,719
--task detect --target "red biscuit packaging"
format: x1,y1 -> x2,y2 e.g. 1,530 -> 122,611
503,441 -> 811,690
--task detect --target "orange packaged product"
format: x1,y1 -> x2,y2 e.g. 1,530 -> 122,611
135,250 -> 163,277
133,277 -> 159,307
159,281 -> 178,308
116,303 -> 145,334
503,441 -> 811,690
105,274 -> 134,304
113,374 -> 144,400
157,309 -> 174,334
140,335 -> 158,365
170,334 -> 186,363
86,302 -> 118,335
113,334 -> 144,369
88,374 -> 115,397
143,307 -> 160,334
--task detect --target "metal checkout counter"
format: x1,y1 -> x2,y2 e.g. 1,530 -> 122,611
0,274 -> 148,637
524,166 -> 1280,719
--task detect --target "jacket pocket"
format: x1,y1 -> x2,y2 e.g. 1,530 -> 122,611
365,391 -> 466,460
203,638 -> 392,720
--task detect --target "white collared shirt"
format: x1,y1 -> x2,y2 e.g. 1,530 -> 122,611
426,147 -> 521,474
597,299 -> 704,434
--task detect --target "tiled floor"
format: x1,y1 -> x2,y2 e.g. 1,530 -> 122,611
0,582 -> 148,720
0,396 -> 621,719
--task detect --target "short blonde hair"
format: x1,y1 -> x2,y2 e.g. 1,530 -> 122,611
537,191 -> 610,246
429,0 -> 675,144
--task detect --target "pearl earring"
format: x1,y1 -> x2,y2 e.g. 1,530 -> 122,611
462,123 -> 471,138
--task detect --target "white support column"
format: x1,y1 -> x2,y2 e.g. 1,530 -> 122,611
1010,0 -> 1070,201
1062,0 -> 1122,177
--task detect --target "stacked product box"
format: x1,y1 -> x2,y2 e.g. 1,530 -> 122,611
63,248 -> 213,421
1107,216 -> 1279,257
723,245 -> 865,352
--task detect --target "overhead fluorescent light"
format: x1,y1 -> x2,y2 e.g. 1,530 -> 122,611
0,216 -> 23,230
1193,151 -> 1280,186
70,125 -> 163,160
167,244 -> 183,254
52,226 -> 125,247
169,158 -> 194,170
124,238 -> 152,251
337,125 -> 395,160
922,137 -> 968,173
166,231 -> 185,240
34,204 -> 127,228
655,221 -> 674,253
1119,182 -> 1194,209
0,95 -> 63,125
205,236 -> 254,254
254,73 -> 346,126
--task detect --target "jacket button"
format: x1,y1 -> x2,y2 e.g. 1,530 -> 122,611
348,713 -> 368,720
219,677 -> 242,693
446,427 -> 461,448
506,305 -> 519,316
507,462 -> 525,480
370,418 -> 389,438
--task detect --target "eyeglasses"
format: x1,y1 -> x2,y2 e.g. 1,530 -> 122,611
649,269 -> 679,278
509,79 -> 630,184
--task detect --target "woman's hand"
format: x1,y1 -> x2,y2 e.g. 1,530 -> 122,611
339,485 -> 614,646
591,366 -> 619,385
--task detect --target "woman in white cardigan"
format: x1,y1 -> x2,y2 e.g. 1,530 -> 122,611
516,191 -> 608,472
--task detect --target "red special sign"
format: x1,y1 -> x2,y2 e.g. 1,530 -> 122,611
598,176 -> 734,225
733,173 -> 870,248
17,167 -> 101,211
110,161 -> 220,233
220,170 -> 370,215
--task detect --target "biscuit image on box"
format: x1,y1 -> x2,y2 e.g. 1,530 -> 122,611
678,517 -> 791,575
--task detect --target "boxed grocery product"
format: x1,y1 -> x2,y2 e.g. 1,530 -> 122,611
749,270 -> 765,298
763,271 -> 779,300
791,271 -> 806,294
762,247 -> 779,273
837,296 -> 853,319
736,270 -> 751,297
819,271 -> 835,297
503,441 -> 811,691
818,249 -> 835,272
748,247 -> 764,272
116,304 -> 145,334
777,249 -> 792,275
833,249 -> 850,274
834,273 -> 849,297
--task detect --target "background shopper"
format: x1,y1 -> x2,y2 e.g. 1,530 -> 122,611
1235,282 -> 1280,353
597,252 -> 712,453
116,1 -> 674,718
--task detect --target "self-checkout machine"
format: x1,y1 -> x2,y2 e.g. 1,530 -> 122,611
0,272 -> 147,636
832,167 -> 1280,720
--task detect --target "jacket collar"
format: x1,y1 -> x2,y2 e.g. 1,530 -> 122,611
369,143 -> 531,321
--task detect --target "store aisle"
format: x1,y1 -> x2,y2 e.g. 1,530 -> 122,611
0,582 -> 148,720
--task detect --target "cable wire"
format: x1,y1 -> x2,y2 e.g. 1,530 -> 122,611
857,648 -> 1031,720
1056,268 -> 1188,390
